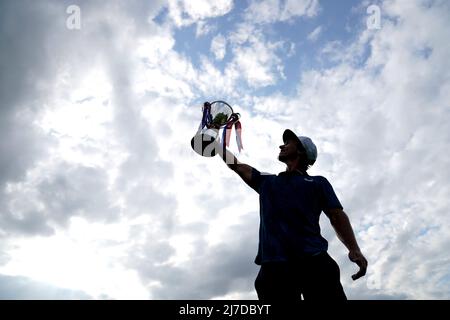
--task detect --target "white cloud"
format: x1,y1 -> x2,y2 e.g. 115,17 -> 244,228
211,34 -> 227,60
0,217 -> 149,299
168,0 -> 233,27
307,25 -> 323,41
281,0 -> 321,19
232,41 -> 285,87
226,23 -> 287,88
0,274 -> 91,299
195,20 -> 217,37
245,0 -> 320,24
0,0 -> 180,298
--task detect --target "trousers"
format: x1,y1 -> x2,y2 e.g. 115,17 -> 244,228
254,251 -> 347,301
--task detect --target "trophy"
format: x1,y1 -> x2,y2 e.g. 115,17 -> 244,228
191,101 -> 243,157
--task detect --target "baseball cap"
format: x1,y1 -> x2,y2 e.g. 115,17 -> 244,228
282,129 -> 317,165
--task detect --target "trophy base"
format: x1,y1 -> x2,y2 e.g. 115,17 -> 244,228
191,132 -> 219,157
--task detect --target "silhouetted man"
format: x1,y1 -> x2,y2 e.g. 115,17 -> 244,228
217,129 -> 368,301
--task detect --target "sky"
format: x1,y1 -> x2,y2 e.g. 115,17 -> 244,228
0,0 -> 449,300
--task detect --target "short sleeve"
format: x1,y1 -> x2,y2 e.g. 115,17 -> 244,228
320,177 -> 343,211
249,168 -> 272,194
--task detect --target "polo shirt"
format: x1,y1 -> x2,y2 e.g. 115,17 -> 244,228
250,168 -> 343,265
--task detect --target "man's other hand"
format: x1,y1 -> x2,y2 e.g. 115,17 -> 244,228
348,250 -> 368,281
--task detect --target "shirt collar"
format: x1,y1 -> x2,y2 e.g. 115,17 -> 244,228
278,169 -> 308,177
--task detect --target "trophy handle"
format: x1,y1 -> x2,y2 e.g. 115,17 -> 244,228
229,113 -> 240,122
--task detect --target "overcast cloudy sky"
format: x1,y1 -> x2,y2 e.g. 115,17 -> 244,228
0,0 -> 449,300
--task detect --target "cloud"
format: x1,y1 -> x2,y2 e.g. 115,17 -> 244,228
128,213 -> 260,299
226,24 -> 287,88
281,0 -> 320,19
0,0 -> 180,295
195,20 -> 217,37
307,26 -> 323,42
0,0 -> 177,235
0,1 -> 59,190
231,42 -> 284,88
211,34 -> 227,60
37,163 -> 120,225
245,0 -> 320,24
168,0 -> 233,27
0,274 -> 91,299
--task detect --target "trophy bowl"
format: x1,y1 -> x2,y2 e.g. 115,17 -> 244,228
190,128 -> 220,157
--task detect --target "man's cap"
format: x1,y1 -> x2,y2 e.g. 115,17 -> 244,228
283,129 -> 317,165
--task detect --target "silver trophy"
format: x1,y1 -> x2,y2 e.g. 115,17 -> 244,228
191,101 -> 243,157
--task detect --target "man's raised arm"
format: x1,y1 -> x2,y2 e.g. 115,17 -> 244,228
216,144 -> 254,188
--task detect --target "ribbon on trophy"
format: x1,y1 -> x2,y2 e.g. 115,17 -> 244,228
198,102 -> 213,131
222,113 -> 244,153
